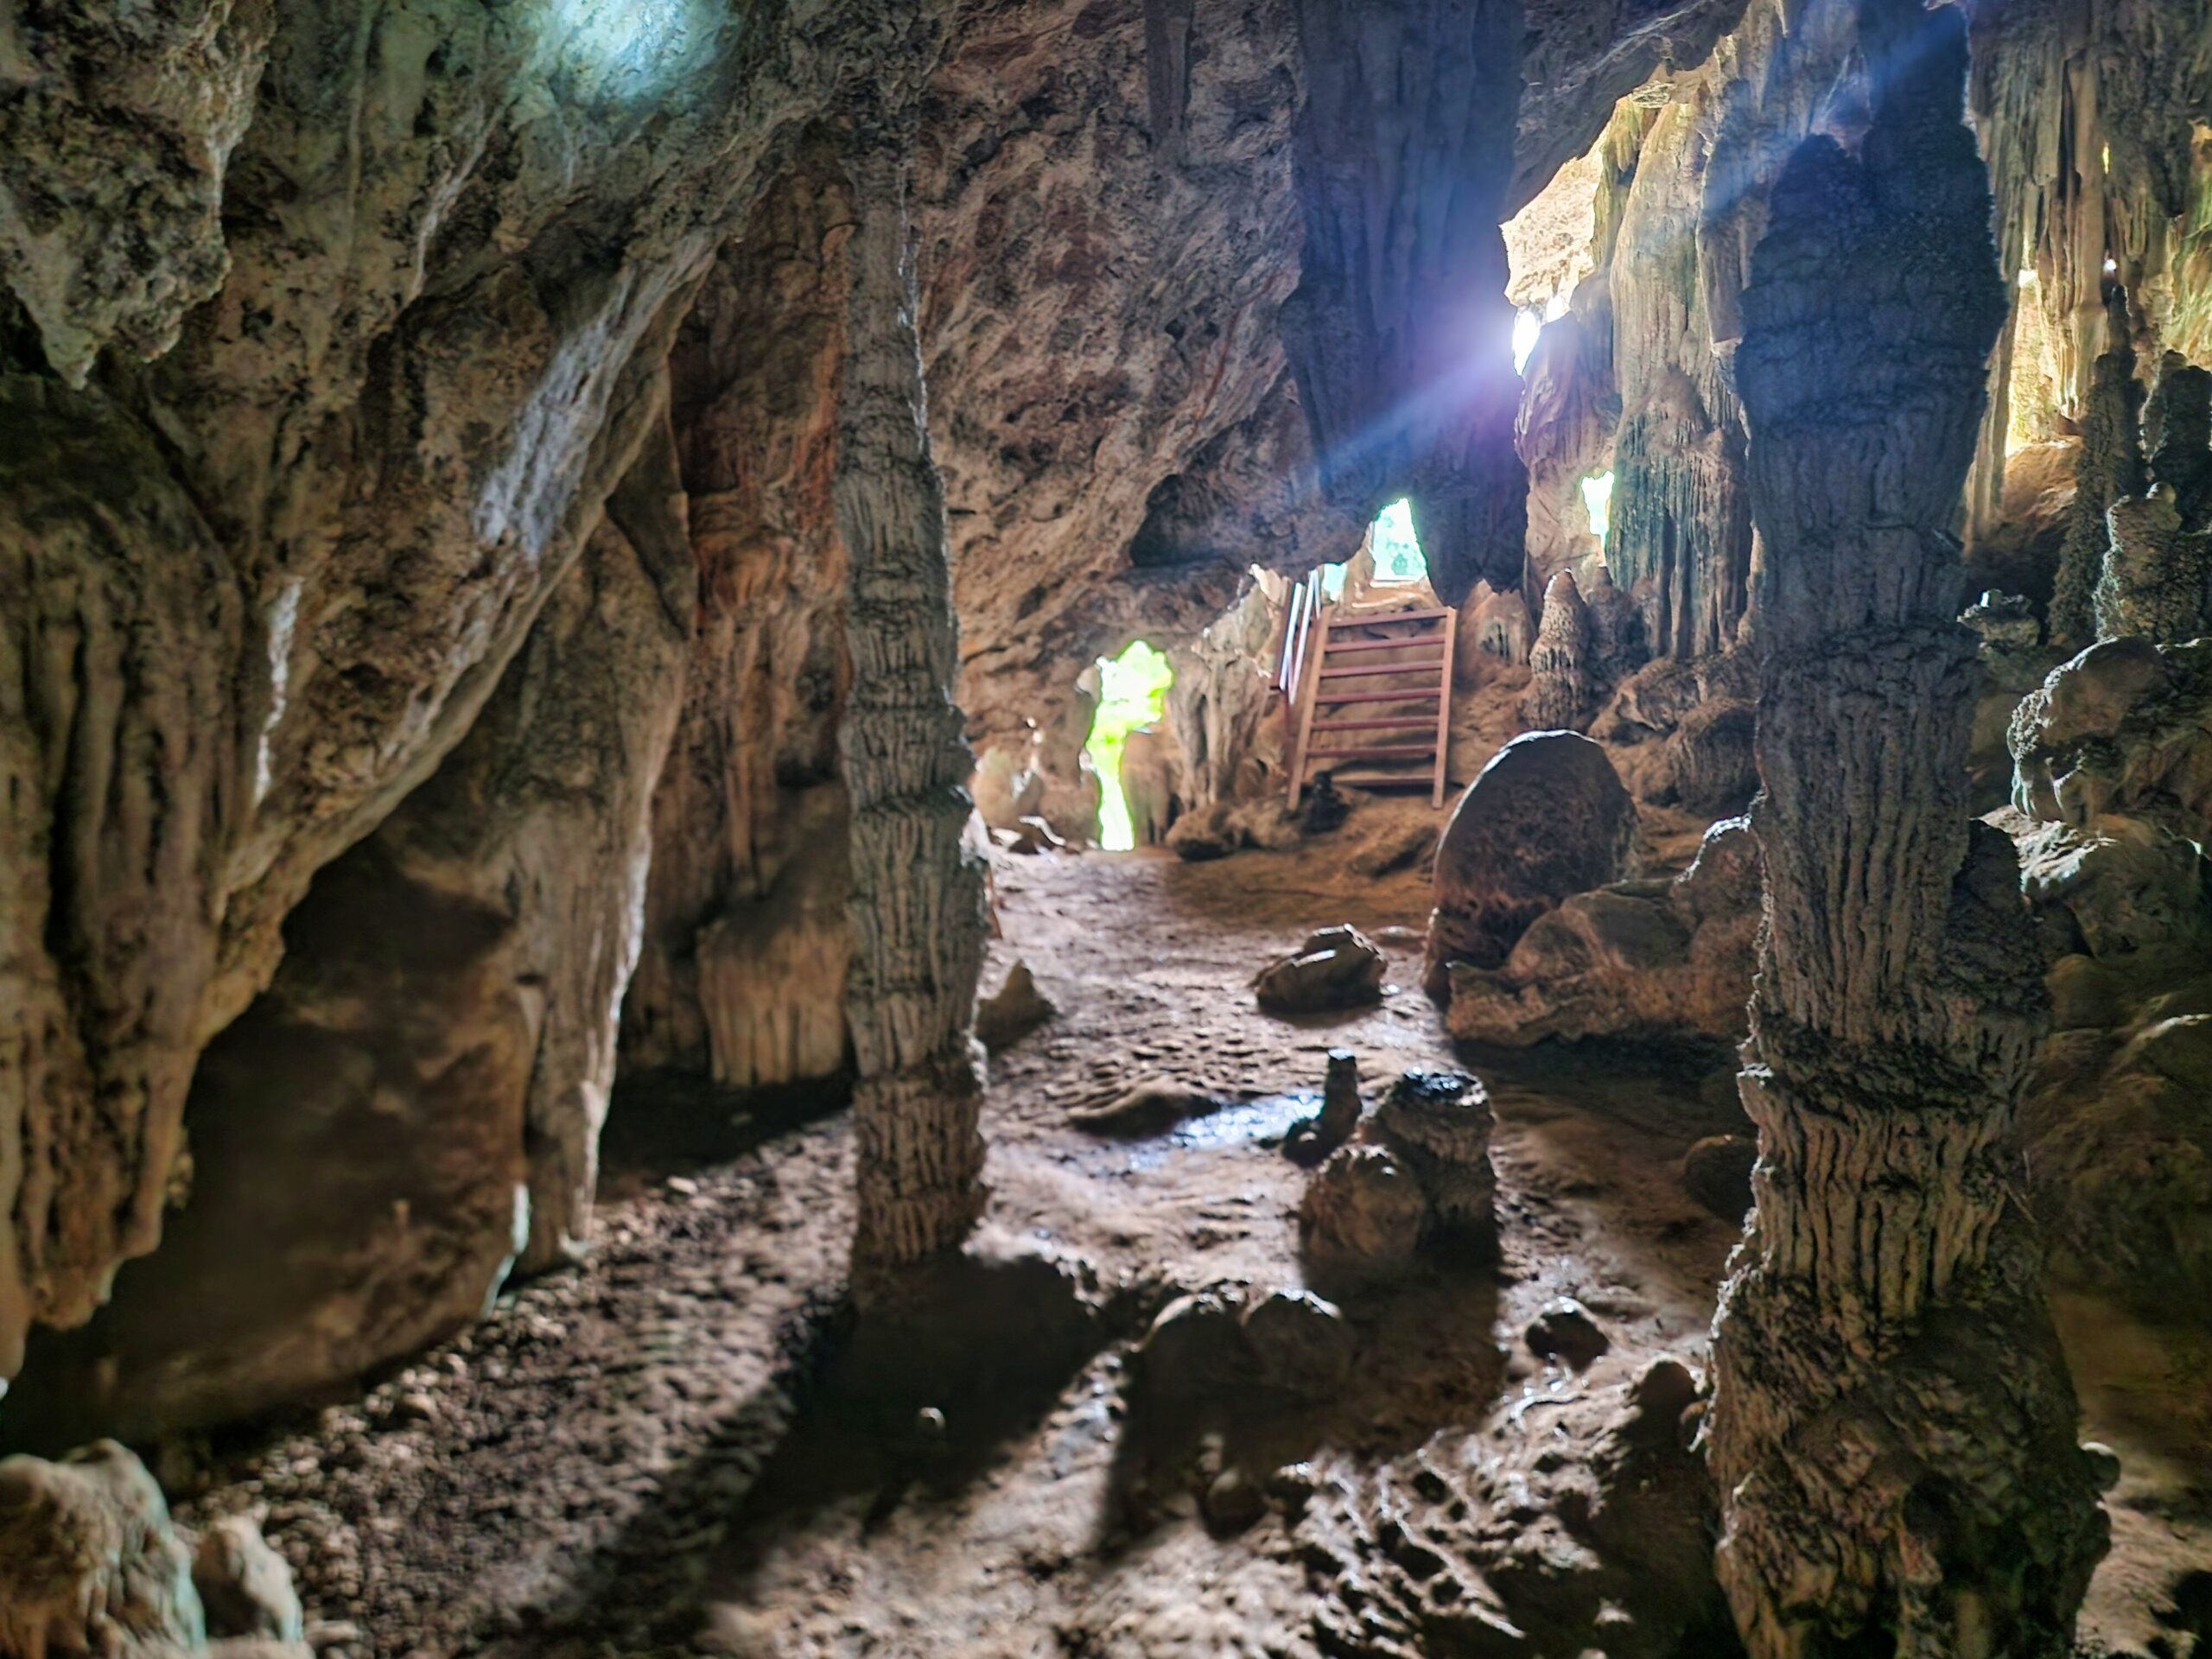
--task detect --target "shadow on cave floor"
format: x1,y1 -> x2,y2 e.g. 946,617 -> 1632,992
163,833 -> 2210,1658
597,1065 -> 853,1191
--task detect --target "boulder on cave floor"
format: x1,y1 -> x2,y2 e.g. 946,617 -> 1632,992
1254,925 -> 1388,1014
1425,731 -> 1639,999
1443,817 -> 1758,1048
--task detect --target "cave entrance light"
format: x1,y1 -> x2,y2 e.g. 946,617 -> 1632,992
1085,640 -> 1175,852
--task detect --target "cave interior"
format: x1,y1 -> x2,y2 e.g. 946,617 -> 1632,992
1,0 -> 2210,1655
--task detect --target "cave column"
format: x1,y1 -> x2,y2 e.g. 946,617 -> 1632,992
1706,3 -> 2107,1652
835,128 -> 991,1277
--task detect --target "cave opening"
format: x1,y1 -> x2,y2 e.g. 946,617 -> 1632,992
1084,639 -> 1176,851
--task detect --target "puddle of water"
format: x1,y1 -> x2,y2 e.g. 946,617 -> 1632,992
1125,1091 -> 1319,1170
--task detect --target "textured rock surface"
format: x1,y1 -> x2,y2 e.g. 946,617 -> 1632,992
0,1440 -> 203,1657
1251,925 -> 1387,1014
1424,731 -> 1637,994
1445,815 -> 1758,1047
1707,8 -> 2107,1649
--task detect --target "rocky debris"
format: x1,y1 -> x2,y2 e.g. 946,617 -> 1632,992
2015,816 -> 2212,958
1444,817 -> 1758,1047
1372,1071 -> 1497,1236
193,1516 -> 304,1643
0,1440 -> 203,1658
1286,1051 -> 1365,1166
976,961 -> 1058,1053
1254,926 -> 1389,1014
1681,1135 -> 1758,1223
999,815 -> 1069,856
1134,1284 -> 1355,1404
1165,798 -> 1305,861
1527,1298 -> 1611,1368
1069,1079 -> 1223,1139
1348,814 -> 1438,877
1299,772 -> 1352,836
1202,1465 -> 1267,1534
1962,589 -> 2041,655
1525,569 -> 1594,731
1297,1146 -> 1428,1278
1425,732 -> 1638,996
1654,696 -> 1759,817
2010,637 -> 2212,845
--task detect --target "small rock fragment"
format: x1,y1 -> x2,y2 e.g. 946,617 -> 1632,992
194,1513 -> 305,1641
1526,1297 -> 1611,1368
1070,1078 -> 1219,1137
1299,1144 -> 1427,1275
1203,1466 -> 1266,1532
1255,925 -> 1388,1014
976,959 -> 1056,1052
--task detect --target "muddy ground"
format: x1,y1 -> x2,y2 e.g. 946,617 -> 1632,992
168,822 -> 2212,1657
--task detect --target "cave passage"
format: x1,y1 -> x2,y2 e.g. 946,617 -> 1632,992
1084,639 -> 1175,850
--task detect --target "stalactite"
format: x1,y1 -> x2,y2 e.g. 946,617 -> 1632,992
1524,570 -> 1592,731
2050,292 -> 2146,649
1707,4 -> 2107,1651
836,130 -> 992,1277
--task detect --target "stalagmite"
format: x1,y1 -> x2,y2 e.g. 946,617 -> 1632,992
2144,351 -> 2212,528
2050,292 -> 2146,648
836,130 -> 992,1275
1707,4 -> 2107,1651
2097,486 -> 2212,643
1524,569 -> 1592,730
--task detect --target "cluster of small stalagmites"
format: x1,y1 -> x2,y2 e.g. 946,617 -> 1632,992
1294,1058 -> 1496,1275
1523,569 -> 1593,731
2058,315 -> 2212,648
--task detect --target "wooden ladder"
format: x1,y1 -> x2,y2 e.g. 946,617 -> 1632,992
1286,603 -> 1457,810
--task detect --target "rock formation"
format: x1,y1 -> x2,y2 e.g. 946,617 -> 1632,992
1424,731 -> 1638,995
1524,569 -> 1593,731
1444,816 -> 1758,1048
1707,7 -> 2107,1649
835,130 -> 992,1277
2051,296 -> 2148,648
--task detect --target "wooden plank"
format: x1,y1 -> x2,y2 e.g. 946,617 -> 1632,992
1432,605 -> 1459,807
1318,770 -> 1433,788
1317,659 -> 1444,678
1312,715 -> 1439,732
1323,632 -> 1446,655
1314,688 -> 1443,706
1306,742 -> 1440,760
1331,607 -> 1453,626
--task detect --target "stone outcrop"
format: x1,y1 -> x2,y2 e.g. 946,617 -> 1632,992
12,396 -> 695,1442
1444,816 -> 1758,1048
1524,569 -> 1593,731
1252,925 -> 1388,1014
622,150 -> 860,1099
1424,731 -> 1637,995
2097,485 -> 2212,644
2010,636 -> 2212,842
1706,9 -> 2107,1649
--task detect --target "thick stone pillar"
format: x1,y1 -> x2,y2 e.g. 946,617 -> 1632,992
1707,3 -> 2107,1652
836,132 -> 991,1274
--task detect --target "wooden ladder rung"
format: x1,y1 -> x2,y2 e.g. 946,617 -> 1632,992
1333,607 -> 1453,626
1313,715 -> 1438,732
1319,770 -> 1436,788
1318,688 -> 1443,706
1323,633 -> 1446,655
1306,741 -> 1439,760
1318,660 -> 1443,678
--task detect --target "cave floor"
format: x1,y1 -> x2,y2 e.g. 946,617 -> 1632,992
175,827 -> 2212,1658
